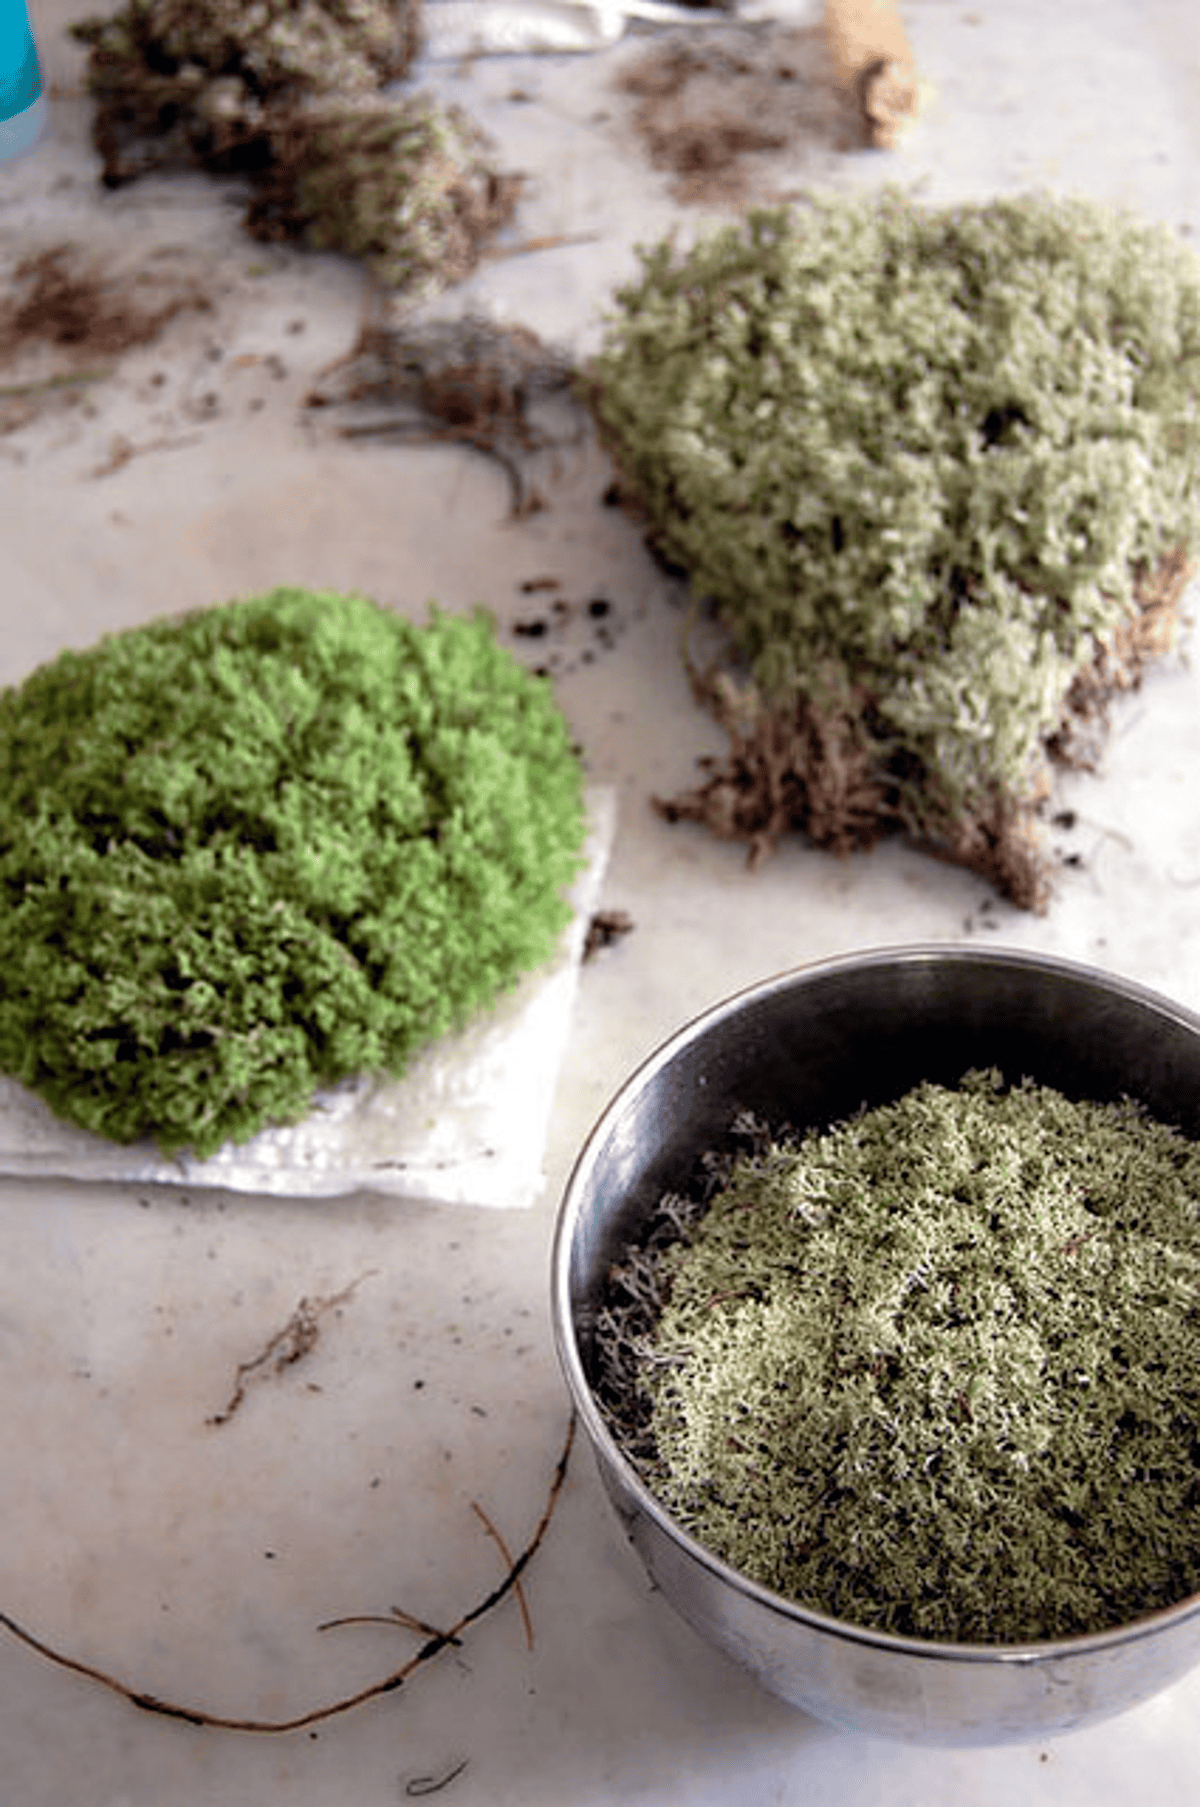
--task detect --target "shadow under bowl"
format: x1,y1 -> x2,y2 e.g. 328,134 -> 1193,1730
551,944 -> 1200,1745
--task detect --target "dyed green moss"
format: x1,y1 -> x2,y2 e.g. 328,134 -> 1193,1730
619,1072 -> 1200,1642
590,192 -> 1200,886
0,589 -> 585,1158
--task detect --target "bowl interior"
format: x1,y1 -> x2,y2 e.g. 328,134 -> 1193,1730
565,945 -> 1200,1404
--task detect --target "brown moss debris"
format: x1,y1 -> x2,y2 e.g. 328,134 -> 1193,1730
0,244 -> 210,362
68,0 -> 517,295
616,25 -> 860,204
308,313 -> 578,515
0,244 -> 211,432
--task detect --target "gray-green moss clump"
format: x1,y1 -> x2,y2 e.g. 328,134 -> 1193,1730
597,1072 -> 1200,1642
589,192 -> 1200,907
69,0 -> 518,297
0,589 -> 586,1159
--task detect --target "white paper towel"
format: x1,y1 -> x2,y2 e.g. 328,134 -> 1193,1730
0,787 -> 616,1206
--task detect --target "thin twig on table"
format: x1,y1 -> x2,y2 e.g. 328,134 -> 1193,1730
0,1417 -> 576,1734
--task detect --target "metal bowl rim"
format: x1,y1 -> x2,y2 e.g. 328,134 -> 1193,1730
551,940 -> 1200,1667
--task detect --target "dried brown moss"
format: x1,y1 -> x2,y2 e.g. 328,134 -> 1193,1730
70,0 -> 419,183
68,0 -> 516,296
243,95 -> 519,296
309,314 -> 576,515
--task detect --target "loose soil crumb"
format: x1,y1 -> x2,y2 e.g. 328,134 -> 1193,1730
616,25 -> 857,203
309,314 -> 580,516
501,580 -> 625,680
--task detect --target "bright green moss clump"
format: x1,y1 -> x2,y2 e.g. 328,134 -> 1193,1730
0,589 -> 586,1158
591,192 -> 1200,905
603,1072 -> 1200,1642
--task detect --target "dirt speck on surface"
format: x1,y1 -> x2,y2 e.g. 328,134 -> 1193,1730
583,909 -> 634,961
616,25 -> 859,202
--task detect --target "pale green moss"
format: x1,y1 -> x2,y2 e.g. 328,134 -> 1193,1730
591,193 -> 1200,897
606,1073 -> 1200,1642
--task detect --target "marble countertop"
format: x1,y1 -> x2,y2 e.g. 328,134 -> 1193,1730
3,0 -> 1200,1800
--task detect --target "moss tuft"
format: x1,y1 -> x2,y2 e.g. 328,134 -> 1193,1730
247,95 -> 518,298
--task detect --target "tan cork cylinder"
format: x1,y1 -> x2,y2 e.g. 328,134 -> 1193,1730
823,0 -> 924,148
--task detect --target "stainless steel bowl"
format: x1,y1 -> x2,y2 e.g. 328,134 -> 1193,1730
551,945 -> 1200,1745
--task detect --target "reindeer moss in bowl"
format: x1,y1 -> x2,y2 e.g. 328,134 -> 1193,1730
596,1070 -> 1200,1644
0,588 -> 586,1159
590,191 -> 1200,906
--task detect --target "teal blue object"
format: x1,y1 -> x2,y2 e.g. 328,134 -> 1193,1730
0,0 -> 45,160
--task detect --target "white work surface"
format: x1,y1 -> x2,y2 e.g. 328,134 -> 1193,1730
3,0 -> 1200,1800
